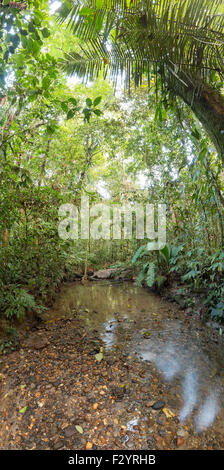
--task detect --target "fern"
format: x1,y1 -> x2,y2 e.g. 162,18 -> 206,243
2,288 -> 44,320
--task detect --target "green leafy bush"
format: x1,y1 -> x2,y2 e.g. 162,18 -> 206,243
132,243 -> 181,289
0,287 -> 44,320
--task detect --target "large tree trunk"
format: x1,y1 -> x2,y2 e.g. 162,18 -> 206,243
167,73 -> 224,163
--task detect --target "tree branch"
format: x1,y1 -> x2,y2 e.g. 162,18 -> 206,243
0,2 -> 26,10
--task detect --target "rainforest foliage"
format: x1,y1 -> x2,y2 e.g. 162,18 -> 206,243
0,0 -> 224,325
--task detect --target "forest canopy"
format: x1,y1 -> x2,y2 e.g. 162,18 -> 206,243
0,0 -> 224,327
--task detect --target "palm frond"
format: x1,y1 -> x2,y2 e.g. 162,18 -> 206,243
58,0 -> 224,87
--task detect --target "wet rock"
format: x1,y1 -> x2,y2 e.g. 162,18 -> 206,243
114,270 -> 133,281
64,425 -> 77,438
92,269 -> 118,279
54,440 -> 64,449
177,428 -> 187,438
151,401 -> 165,410
126,440 -> 135,449
23,335 -> 49,350
111,385 -> 126,399
147,438 -> 155,449
53,380 -> 61,387
156,415 -> 166,425
73,439 -> 82,448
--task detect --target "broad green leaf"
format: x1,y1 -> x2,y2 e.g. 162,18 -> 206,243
93,96 -> 102,106
61,102 -> 68,112
160,245 -> 170,264
93,109 -> 103,116
41,28 -> 50,38
68,98 -> 77,105
86,98 -> 92,107
67,109 -> 76,119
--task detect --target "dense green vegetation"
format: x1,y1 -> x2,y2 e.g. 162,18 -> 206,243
0,0 -> 224,327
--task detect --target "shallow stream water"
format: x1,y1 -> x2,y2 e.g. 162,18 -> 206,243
46,280 -> 224,435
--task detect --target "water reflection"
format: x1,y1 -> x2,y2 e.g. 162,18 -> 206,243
47,281 -> 224,432
179,371 -> 198,422
195,393 -> 219,433
101,319 -> 116,349
138,322 -> 224,432
146,344 -> 181,380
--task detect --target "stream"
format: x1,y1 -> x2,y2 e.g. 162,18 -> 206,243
46,280 -> 224,437
1,279 -> 224,450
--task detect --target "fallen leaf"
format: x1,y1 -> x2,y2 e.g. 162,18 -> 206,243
162,407 -> 175,418
75,425 -> 83,434
177,437 -> 185,447
86,442 -> 93,450
19,406 -> 27,414
95,348 -> 103,362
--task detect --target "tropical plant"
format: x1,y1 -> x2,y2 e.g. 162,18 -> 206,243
59,0 -> 224,161
132,243 -> 182,288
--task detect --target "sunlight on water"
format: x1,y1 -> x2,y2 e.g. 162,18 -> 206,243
138,333 -> 222,431
156,344 -> 182,381
126,417 -> 139,432
179,371 -> 198,422
100,319 -> 116,348
195,393 -> 219,433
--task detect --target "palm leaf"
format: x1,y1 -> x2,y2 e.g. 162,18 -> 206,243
58,0 -> 224,88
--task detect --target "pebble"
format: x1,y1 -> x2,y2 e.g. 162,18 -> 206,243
177,428 -> 186,438
86,442 -> 93,450
152,401 -> 165,410
147,438 -> 155,449
64,425 -> 77,438
54,440 -> 64,449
